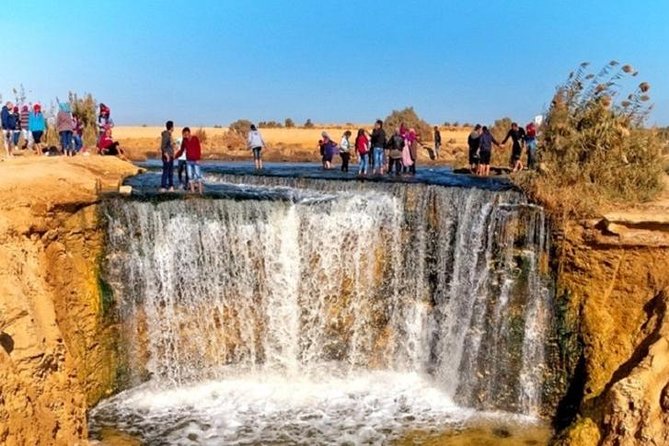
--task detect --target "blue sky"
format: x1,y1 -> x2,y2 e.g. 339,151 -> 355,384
1,0 -> 667,126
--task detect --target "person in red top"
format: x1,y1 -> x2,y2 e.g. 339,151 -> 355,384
355,128 -> 369,176
525,122 -> 538,169
97,127 -> 128,160
175,127 -> 203,194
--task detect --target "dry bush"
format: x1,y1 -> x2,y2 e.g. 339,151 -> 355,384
229,119 -> 252,136
195,128 -> 208,144
518,61 -> 664,219
384,107 -> 433,141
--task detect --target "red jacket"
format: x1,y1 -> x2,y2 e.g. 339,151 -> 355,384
177,136 -> 202,161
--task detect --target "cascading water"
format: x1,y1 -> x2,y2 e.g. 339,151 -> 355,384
90,175 -> 553,445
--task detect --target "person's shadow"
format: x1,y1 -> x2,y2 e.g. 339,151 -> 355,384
0,332 -> 14,355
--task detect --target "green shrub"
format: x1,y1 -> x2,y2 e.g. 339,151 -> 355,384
284,118 -> 295,128
518,61 -> 664,218
383,107 -> 433,141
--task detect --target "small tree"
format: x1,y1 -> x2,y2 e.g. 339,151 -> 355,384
443,121 -> 451,127
490,117 -> 513,141
229,119 -> 253,136
383,107 -> 433,141
285,118 -> 295,128
304,118 -> 315,128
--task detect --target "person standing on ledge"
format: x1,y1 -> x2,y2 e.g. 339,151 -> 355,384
176,127 -> 203,194
433,126 -> 441,159
467,124 -> 482,173
247,124 -> 266,170
501,122 -> 526,172
160,121 -> 175,192
370,119 -> 386,175
477,126 -> 501,177
339,130 -> 352,173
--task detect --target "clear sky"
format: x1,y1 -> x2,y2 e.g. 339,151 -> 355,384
1,0 -> 667,126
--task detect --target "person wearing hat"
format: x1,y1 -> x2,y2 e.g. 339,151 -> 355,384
29,104 -> 47,155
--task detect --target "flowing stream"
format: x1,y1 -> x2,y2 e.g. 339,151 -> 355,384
90,174 -> 553,445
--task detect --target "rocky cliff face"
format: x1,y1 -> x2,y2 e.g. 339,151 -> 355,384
0,158 -> 138,445
555,212 -> 669,446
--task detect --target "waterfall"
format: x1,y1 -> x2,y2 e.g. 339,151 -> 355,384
93,177 -> 553,444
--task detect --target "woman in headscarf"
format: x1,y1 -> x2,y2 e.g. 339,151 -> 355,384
97,103 -> 114,142
56,102 -> 75,156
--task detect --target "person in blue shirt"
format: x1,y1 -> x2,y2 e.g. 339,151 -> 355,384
28,104 -> 47,155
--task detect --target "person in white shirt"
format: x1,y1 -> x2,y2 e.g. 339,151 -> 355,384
339,130 -> 352,172
175,136 -> 188,189
247,124 -> 266,170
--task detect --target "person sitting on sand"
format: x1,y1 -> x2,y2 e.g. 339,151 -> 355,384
467,124 -> 482,173
97,127 -> 128,160
175,127 -> 203,194
477,126 -> 502,177
501,122 -> 526,172
247,124 -> 266,170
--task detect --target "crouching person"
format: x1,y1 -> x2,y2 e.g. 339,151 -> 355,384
176,127 -> 204,194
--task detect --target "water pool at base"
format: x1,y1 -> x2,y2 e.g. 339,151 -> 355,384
90,368 -> 549,445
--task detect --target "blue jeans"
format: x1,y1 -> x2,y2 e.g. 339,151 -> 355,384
60,131 -> 73,153
373,147 -> 384,171
161,159 -> 174,189
73,134 -> 83,152
526,139 -> 537,169
187,161 -> 202,182
358,153 -> 369,174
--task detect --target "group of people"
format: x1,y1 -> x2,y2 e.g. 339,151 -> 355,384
159,121 -> 204,193
466,121 -> 538,176
317,120 -> 423,176
1,101 -> 49,157
0,99 -> 127,159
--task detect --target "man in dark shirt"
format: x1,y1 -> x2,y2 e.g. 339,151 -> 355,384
501,122 -> 526,172
370,119 -> 386,175
433,126 -> 441,159
477,126 -> 501,177
467,124 -> 482,173
160,120 -> 175,191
